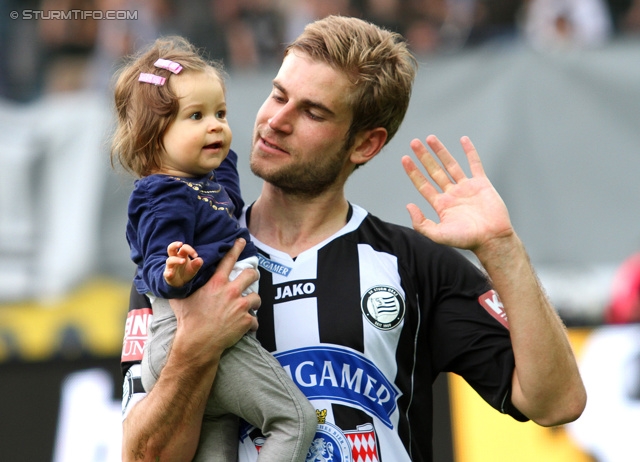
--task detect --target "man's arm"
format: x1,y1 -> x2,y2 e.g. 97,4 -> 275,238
402,135 -> 586,426
121,239 -> 261,461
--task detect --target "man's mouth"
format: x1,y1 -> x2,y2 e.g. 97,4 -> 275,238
261,138 -> 287,153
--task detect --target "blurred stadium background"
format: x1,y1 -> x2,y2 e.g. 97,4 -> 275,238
1,1 -> 640,460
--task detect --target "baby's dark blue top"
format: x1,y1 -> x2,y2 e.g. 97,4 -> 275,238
126,150 -> 257,298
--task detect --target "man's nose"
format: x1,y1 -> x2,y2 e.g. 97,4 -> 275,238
267,104 -> 293,133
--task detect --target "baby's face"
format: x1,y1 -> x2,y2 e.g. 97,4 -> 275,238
160,70 -> 232,177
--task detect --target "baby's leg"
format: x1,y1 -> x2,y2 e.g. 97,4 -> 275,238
140,297 -> 175,392
192,414 -> 240,462
142,297 -> 240,462
207,333 -> 317,462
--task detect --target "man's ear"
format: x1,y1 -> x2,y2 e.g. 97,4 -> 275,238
350,128 -> 388,166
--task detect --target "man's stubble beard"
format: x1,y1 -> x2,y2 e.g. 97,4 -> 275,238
249,142 -> 351,199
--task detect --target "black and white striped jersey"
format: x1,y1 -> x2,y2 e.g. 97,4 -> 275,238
121,203 -> 525,462
236,203 -> 524,462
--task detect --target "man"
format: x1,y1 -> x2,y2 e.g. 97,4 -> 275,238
121,15 -> 586,462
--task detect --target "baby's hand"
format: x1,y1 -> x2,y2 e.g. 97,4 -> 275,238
164,241 -> 204,287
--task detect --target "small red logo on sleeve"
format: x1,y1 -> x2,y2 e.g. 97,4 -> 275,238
479,290 -> 509,329
121,308 -> 152,362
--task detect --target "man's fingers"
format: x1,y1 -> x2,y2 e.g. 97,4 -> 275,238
245,291 -> 261,312
246,293 -> 261,332
234,264 -> 261,295
406,203 -> 439,239
409,138 -> 452,191
409,135 -> 484,189
425,135 -> 467,183
459,136 -> 486,177
402,154 -> 438,204
214,238 -> 246,280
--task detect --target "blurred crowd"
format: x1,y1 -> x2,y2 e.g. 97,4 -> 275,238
1,0 -> 640,102
0,0 -> 640,101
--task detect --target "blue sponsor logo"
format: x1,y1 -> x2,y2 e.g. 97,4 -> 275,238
274,346 -> 399,428
258,254 -> 292,276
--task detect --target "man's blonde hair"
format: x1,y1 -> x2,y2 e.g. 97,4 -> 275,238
287,15 -> 418,150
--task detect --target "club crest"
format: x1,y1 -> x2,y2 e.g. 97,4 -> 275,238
305,421 -> 352,462
361,285 -> 405,330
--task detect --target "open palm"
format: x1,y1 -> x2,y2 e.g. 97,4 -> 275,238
401,135 -> 513,251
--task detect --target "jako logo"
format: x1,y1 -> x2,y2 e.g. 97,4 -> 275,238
274,282 -> 316,301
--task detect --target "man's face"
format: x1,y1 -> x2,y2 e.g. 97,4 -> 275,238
250,52 -> 355,197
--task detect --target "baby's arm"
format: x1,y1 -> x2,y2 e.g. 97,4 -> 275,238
164,242 -> 204,288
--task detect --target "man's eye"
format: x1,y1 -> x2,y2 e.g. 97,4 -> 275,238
190,112 -> 202,120
271,92 -> 285,103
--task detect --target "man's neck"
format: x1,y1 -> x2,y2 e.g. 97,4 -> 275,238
248,185 -> 350,258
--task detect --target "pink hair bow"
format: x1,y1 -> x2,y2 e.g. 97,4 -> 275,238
138,73 -> 166,86
138,58 -> 183,86
154,58 -> 183,74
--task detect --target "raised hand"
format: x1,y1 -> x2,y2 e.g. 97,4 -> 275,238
402,136 -> 587,426
164,241 -> 204,287
401,135 -> 513,252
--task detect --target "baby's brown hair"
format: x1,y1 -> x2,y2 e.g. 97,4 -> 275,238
111,36 -> 226,177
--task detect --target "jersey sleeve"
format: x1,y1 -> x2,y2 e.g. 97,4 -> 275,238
431,290 -> 528,421
121,284 -> 150,420
419,243 -> 529,422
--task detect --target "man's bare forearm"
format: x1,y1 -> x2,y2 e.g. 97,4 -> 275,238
121,239 -> 260,460
121,332 -> 221,462
475,234 -> 586,426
